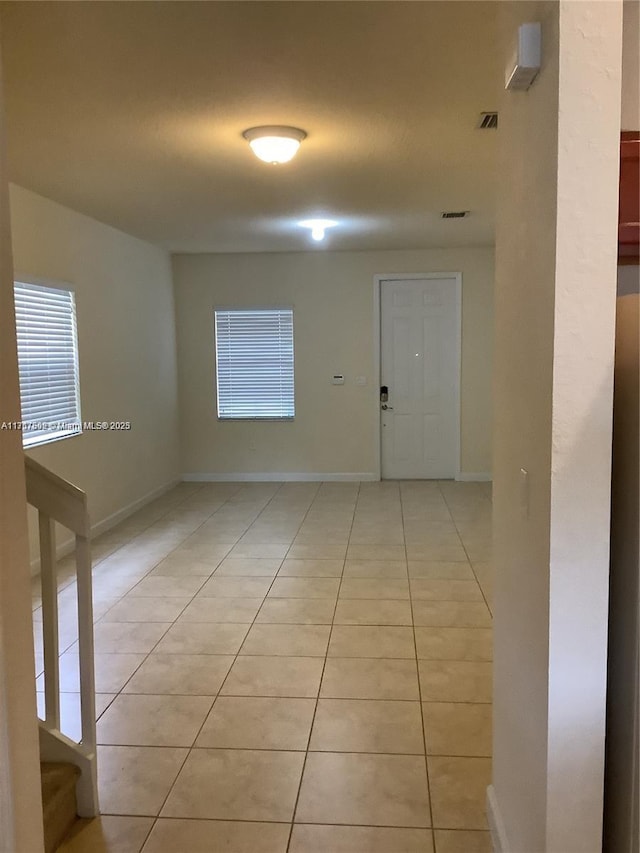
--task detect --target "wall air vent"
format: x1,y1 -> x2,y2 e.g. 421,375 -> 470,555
441,211 -> 469,219
478,112 -> 499,129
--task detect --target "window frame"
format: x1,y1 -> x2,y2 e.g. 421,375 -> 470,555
13,276 -> 83,449
214,306 -> 295,421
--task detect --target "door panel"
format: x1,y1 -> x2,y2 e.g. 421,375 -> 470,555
393,414 -> 414,463
423,413 -> 444,463
423,317 -> 443,400
381,277 -> 459,479
391,317 -> 411,398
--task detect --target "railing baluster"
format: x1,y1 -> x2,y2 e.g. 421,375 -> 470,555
26,457 -> 99,816
38,512 -> 60,731
75,534 -> 96,751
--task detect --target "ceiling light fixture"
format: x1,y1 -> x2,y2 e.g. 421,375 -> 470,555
298,219 -> 338,242
243,126 -> 307,164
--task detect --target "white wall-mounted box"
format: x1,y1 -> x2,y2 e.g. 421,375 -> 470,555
506,23 -> 542,91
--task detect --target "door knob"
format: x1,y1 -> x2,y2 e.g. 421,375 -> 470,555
381,404 -> 394,411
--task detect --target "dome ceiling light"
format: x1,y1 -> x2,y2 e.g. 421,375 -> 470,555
242,126 -> 307,164
298,219 -> 338,242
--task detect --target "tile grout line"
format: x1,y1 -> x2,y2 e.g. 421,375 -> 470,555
121,491 -> 269,597
132,482 -> 278,848
57,684 -> 491,704
149,481 -> 289,578
96,744 -> 492,758
136,811 -> 157,853
107,482 -> 253,851
285,480 -> 359,853
208,481 -> 322,698
88,739 -> 490,758
90,486 -> 257,727
91,491 -> 381,736
399,482 -> 437,852
436,482 -> 493,618
65,481 -> 492,847
86,689 -> 492,705
98,812 -> 493,832
46,482 -> 234,656
102,483 -> 267,848
144,481 -> 322,840
31,483 -> 203,609
98,484 -> 288,662
41,484 -> 230,728
33,483 -> 214,665
434,481 -> 493,840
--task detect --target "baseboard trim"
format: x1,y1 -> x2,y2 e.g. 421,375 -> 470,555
487,784 -> 509,853
90,477 -> 182,538
456,472 -> 493,482
30,477 -> 181,576
182,472 -> 379,483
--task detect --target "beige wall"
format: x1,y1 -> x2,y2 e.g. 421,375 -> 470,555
491,2 -> 622,851
173,248 -> 493,479
0,62 -> 44,853
9,185 -> 181,561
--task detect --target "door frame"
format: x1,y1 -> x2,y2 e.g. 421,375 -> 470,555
373,272 -> 462,481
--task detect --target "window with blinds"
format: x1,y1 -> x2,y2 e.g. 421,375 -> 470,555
215,308 -> 295,419
14,280 -> 82,448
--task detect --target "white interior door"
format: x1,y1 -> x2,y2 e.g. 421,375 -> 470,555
380,277 -> 460,479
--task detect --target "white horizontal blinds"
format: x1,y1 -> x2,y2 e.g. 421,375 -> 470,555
14,281 -> 81,447
215,308 -> 295,419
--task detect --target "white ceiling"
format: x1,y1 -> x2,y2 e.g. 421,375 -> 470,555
0,1 -> 501,253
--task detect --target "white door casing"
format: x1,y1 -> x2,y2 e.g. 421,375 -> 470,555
378,275 -> 461,479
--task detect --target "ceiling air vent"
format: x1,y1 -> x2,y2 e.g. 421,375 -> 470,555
477,112 -> 498,129
441,211 -> 469,219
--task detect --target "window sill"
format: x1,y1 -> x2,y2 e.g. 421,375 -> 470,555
217,417 -> 295,422
23,429 -> 82,450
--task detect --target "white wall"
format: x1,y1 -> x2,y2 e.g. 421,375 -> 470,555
0,60 -> 44,853
173,248 -> 494,479
9,185 -> 181,560
490,2 -> 622,851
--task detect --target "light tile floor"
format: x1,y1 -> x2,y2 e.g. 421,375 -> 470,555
32,480 -> 493,853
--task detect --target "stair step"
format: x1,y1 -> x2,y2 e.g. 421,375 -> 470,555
41,762 -> 80,853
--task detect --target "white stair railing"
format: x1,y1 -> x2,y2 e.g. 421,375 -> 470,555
25,456 -> 98,817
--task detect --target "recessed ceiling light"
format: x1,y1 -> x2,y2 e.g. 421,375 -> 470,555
298,219 -> 338,241
243,126 -> 307,164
